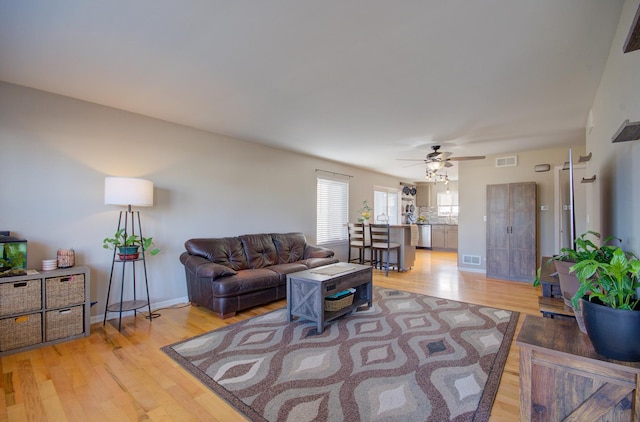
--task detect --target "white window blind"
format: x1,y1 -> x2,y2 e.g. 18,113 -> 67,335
437,191 -> 459,217
317,175 -> 349,245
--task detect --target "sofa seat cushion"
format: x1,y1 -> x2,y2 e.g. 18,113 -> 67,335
185,237 -> 249,271
267,262 -> 309,283
212,268 -> 280,298
302,257 -> 340,269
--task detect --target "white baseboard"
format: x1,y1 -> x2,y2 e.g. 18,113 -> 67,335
457,267 -> 487,274
90,296 -> 190,325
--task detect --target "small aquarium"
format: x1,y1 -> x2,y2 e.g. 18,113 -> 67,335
0,234 -> 27,277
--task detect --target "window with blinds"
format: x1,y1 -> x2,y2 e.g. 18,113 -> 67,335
437,191 -> 459,217
316,175 -> 349,245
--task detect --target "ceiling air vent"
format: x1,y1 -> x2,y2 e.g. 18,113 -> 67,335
495,156 -> 518,168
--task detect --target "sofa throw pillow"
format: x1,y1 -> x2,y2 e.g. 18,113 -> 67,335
185,237 -> 249,271
271,233 -> 306,263
238,234 -> 278,269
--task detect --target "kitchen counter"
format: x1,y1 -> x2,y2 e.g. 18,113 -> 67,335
364,224 -> 416,271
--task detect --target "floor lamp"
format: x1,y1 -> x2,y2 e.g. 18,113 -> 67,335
103,177 -> 154,331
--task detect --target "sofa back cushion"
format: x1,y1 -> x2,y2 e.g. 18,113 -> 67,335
184,237 -> 249,271
271,233 -> 306,264
239,234 -> 278,269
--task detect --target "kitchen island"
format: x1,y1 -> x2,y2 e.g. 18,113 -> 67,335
361,224 -> 416,272
389,224 -> 417,271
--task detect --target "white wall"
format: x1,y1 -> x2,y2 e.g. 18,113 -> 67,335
587,0 -> 640,253
458,145 -> 586,272
457,0 -> 640,272
0,82 -> 404,322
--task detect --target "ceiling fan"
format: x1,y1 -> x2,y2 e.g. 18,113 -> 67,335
397,145 -> 486,170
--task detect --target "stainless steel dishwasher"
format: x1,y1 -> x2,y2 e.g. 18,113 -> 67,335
417,224 -> 431,248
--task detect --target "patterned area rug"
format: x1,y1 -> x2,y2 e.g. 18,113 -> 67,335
163,287 -> 518,421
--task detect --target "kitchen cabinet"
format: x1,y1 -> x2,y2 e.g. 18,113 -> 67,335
486,182 -> 536,282
445,225 -> 458,250
415,183 -> 431,207
431,224 -> 457,250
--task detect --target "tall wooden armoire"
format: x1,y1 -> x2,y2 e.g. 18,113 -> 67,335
486,182 -> 537,281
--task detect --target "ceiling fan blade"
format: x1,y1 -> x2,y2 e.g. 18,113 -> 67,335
444,161 -> 453,168
402,161 -> 428,168
447,155 -> 486,161
438,151 -> 452,159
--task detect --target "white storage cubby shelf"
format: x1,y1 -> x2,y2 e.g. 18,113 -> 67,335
0,266 -> 90,356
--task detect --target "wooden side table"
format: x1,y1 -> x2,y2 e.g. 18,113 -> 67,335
516,315 -> 640,421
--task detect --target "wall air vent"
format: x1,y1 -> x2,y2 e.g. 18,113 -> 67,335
462,255 -> 482,265
495,156 -> 518,167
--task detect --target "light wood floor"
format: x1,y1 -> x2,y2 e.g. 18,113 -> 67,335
1,250 -> 541,421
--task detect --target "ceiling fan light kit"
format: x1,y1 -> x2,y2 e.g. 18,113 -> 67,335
426,161 -> 445,170
397,145 -> 486,174
425,169 -> 449,184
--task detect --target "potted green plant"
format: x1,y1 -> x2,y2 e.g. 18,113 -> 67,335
570,247 -> 640,361
533,231 -> 619,305
358,200 -> 372,223
103,228 -> 160,260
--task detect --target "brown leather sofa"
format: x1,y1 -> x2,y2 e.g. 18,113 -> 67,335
180,232 -> 338,318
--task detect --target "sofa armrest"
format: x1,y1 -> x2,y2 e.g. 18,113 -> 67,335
304,244 -> 335,259
180,253 -> 237,279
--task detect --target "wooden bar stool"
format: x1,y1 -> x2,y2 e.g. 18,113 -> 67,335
369,223 -> 400,276
348,222 -> 369,264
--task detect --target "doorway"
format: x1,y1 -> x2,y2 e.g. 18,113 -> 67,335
555,164 -> 587,252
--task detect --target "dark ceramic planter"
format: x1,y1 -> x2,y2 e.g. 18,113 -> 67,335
581,297 -> 640,362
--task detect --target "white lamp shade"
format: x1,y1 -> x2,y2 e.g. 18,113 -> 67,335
104,177 -> 154,206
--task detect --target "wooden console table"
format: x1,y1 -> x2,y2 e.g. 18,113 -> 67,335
517,315 -> 640,421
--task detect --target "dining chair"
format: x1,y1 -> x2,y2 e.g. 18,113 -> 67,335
347,222 -> 369,265
369,223 -> 400,276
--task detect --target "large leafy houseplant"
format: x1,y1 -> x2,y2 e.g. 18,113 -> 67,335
570,247 -> 640,311
569,245 -> 640,361
532,231 -> 618,287
103,228 -> 160,256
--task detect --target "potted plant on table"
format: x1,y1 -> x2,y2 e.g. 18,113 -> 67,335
103,228 -> 160,260
533,231 -> 619,306
358,200 -> 372,223
570,247 -> 640,361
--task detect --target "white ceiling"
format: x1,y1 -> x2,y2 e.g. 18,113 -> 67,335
0,1 -> 624,181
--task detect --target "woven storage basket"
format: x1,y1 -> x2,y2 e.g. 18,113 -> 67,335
46,305 -> 83,342
0,279 -> 42,317
0,313 -> 42,351
45,274 -> 85,309
324,293 -> 354,312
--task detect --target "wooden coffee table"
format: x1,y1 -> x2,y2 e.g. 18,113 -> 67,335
286,262 -> 372,333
